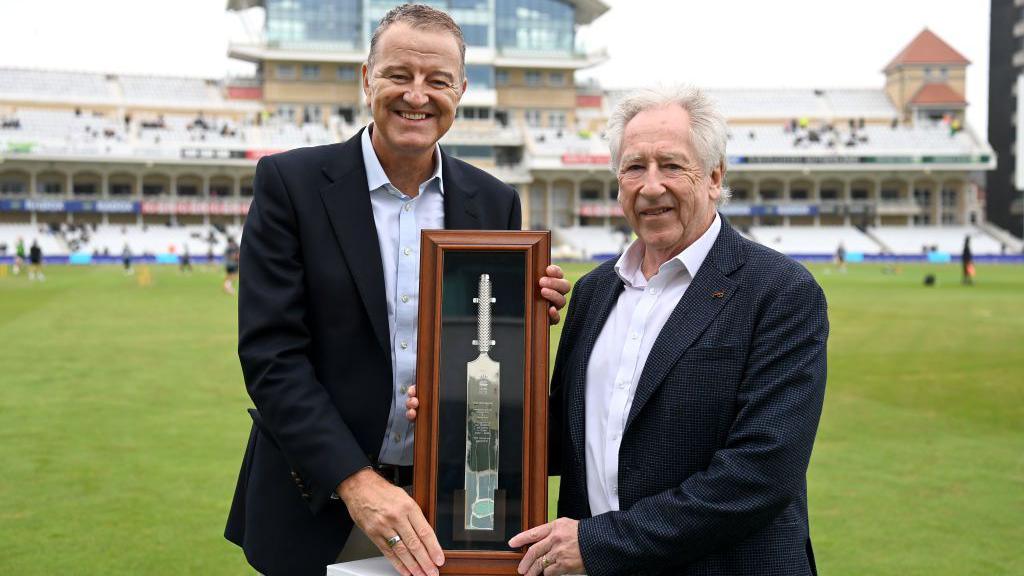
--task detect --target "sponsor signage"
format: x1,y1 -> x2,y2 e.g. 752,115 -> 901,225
0,199 -> 249,215
25,199 -> 69,212
179,148 -> 284,161
93,200 -> 138,213
562,153 -> 611,166
181,148 -> 249,160
719,204 -> 820,217
245,149 -> 284,160
140,200 -> 250,215
729,154 -> 986,166
5,142 -> 35,153
5,200 -> 142,213
577,203 -> 624,217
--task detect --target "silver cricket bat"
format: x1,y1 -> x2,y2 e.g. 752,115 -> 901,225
464,273 -> 500,531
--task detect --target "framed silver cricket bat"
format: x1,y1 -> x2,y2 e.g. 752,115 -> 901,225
413,230 -> 550,575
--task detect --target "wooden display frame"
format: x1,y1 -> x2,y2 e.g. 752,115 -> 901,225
413,230 -> 550,575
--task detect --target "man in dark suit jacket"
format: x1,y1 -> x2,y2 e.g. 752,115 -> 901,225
225,6 -> 567,576
509,86 -> 828,575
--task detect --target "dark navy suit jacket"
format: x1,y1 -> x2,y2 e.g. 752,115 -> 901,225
224,129 -> 521,576
549,219 -> 828,576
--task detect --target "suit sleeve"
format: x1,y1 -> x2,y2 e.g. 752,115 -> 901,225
238,156 -> 371,514
547,274 -> 589,476
577,275 -> 829,575
507,185 -> 522,231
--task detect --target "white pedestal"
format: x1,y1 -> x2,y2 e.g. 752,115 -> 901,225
326,557 -> 399,576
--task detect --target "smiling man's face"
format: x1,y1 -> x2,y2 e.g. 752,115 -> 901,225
362,22 -> 465,160
616,104 -> 722,261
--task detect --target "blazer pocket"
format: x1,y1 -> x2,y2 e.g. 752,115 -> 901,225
682,343 -> 743,362
247,408 -> 280,449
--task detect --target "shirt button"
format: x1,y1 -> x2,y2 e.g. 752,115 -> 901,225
393,433 -> 402,442
648,287 -> 658,295
630,332 -> 639,340
400,341 -> 408,349
401,294 -> 409,303
403,247 -> 411,256
617,380 -> 626,389
403,203 -> 412,212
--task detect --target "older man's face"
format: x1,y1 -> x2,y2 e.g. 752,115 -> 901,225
362,22 -> 465,158
617,105 -> 722,258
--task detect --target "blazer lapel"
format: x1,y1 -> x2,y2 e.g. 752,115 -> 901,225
440,150 -> 481,229
624,220 -> 745,431
318,129 -> 391,357
568,265 -> 625,467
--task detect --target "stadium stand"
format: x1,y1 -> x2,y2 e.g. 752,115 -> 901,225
748,226 -> 882,255
871,226 -> 1006,255
0,224 -> 64,255
552,226 -> 627,259
119,75 -> 221,106
0,68 -> 113,104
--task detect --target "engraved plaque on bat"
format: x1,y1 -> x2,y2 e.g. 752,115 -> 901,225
465,273 -> 500,531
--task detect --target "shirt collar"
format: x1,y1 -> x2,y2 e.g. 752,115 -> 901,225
361,123 -> 445,196
614,212 -> 722,287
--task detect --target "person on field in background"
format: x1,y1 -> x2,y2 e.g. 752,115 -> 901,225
122,244 -> 133,275
180,245 -> 193,274
961,235 -> 974,286
14,236 -> 25,275
223,237 -> 239,295
28,240 -> 44,282
835,241 -> 847,274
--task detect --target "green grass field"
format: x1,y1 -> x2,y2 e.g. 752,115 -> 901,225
1,262 -> 1022,574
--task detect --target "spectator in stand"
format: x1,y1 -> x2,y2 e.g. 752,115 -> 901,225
28,240 -> 44,282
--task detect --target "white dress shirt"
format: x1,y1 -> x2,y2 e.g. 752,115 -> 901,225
584,213 -> 722,515
361,125 -> 445,466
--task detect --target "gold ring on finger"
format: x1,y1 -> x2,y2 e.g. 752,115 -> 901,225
542,556 -> 553,568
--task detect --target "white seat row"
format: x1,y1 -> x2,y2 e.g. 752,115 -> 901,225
749,226 -> 881,255
871,226 -> 1005,255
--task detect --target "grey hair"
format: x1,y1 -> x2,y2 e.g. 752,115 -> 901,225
606,85 -> 731,205
367,3 -> 467,79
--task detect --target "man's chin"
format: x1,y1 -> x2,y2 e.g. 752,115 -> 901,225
387,133 -> 441,155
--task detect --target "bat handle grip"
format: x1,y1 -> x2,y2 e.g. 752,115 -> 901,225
475,273 -> 494,353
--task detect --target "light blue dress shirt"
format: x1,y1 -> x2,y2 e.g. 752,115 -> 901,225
360,125 -> 446,466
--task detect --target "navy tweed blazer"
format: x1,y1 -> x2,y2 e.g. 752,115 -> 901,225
548,217 -> 828,576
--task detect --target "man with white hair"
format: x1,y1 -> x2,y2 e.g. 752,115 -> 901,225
509,86 -> 829,575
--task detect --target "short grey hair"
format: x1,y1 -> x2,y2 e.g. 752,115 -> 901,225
606,85 -> 731,205
367,3 -> 467,79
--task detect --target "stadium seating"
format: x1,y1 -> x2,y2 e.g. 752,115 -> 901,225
0,224 -> 64,256
748,226 -> 881,255
552,226 -> 627,259
0,68 -> 112,103
605,88 -> 901,122
871,226 -> 1005,255
83,225 -> 228,257
120,75 -> 221,106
